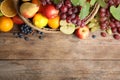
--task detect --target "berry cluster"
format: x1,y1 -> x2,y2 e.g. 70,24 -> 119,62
99,0 -> 120,40
13,24 -> 44,41
56,0 -> 82,26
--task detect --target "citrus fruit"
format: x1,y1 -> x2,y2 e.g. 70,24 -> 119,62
33,13 -> 48,28
0,0 -> 17,17
48,16 -> 60,29
0,16 -> 14,32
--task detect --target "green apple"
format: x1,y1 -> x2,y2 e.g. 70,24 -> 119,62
60,25 -> 75,35
60,20 -> 76,34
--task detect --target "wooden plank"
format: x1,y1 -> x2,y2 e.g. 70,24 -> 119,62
0,32 -> 120,59
0,60 -> 120,80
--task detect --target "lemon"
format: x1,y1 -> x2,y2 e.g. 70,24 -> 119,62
33,13 -> 48,28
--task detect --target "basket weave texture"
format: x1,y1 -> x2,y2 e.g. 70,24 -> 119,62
13,0 -> 100,33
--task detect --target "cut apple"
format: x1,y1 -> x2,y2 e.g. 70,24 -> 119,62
60,24 -> 75,34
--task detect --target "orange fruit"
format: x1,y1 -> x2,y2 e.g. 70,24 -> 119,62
0,0 -> 17,17
48,16 -> 60,29
33,13 -> 48,28
0,16 -> 14,32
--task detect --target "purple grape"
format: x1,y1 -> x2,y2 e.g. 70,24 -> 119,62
60,5 -> 68,13
60,13 -> 67,20
65,0 -> 72,8
111,27 -> 117,33
101,32 -> 107,37
113,34 -> 120,40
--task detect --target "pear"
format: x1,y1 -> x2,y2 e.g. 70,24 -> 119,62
20,2 -> 39,18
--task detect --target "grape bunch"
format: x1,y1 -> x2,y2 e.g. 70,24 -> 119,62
13,24 -> 44,41
99,0 -> 120,40
56,0 -> 82,26
40,0 -> 83,26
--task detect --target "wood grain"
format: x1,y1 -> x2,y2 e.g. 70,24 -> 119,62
0,32 -> 120,59
1,26 -> 120,80
0,60 -> 120,80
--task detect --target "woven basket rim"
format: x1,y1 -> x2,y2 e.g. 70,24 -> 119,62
14,0 -> 100,33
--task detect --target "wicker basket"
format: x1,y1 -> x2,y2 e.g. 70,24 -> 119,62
13,0 -> 100,33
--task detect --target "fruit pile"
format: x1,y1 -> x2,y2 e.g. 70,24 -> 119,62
0,0 -> 120,40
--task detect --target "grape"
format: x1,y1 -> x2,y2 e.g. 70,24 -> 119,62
111,27 -> 117,33
66,16 -> 71,23
100,12 -> 106,17
60,5 -> 68,13
100,8 -> 106,13
71,18 -> 77,24
72,7 -> 78,14
70,14 -> 76,19
54,0 -> 82,26
68,8 -> 73,15
115,21 -> 120,27
65,0 -> 72,8
101,32 -> 107,37
99,0 -> 120,40
76,20 -> 81,26
100,23 -> 107,30
60,13 -> 67,20
113,34 -> 120,40
100,17 -> 107,22
109,21 -> 116,28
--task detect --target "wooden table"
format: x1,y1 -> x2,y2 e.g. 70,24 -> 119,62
0,26 -> 120,80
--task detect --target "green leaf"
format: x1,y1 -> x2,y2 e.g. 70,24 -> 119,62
97,0 -> 107,8
79,2 -> 90,20
70,0 -> 86,6
90,0 -> 97,6
52,0 -> 60,4
110,5 -> 120,21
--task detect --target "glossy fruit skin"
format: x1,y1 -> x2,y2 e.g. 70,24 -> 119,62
0,16 -> 13,32
48,16 -> 60,29
12,15 -> 24,25
20,2 -> 39,18
33,13 -> 48,28
75,26 -> 89,39
43,4 -> 59,19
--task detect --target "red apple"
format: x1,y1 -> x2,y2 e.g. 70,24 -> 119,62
12,15 -> 24,25
75,26 -> 89,39
43,4 -> 59,19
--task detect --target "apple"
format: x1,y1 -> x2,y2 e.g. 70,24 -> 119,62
60,20 -> 75,34
12,15 -> 24,24
43,4 -> 59,19
75,26 -> 89,39
20,2 -> 39,18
